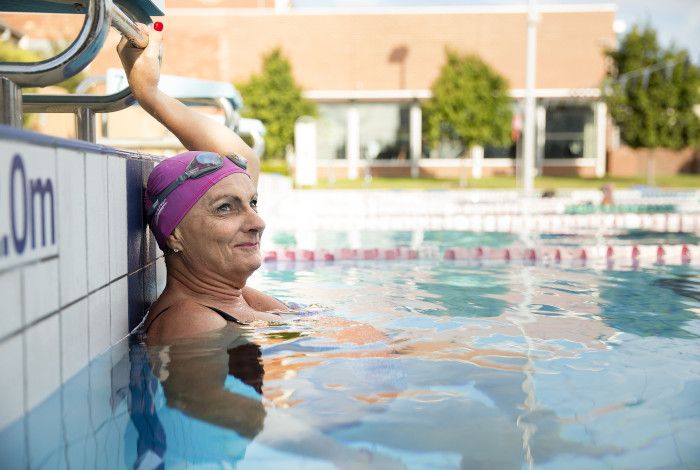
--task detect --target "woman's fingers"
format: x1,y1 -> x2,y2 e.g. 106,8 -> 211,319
116,33 -> 129,54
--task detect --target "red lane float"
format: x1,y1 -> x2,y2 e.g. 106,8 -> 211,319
263,244 -> 695,266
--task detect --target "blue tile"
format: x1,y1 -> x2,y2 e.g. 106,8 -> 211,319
61,368 -> 91,443
0,416 -> 28,470
143,161 -> 158,265
128,269 -> 146,332
143,262 -> 158,312
27,391 -> 63,470
87,354 -> 114,439
126,158 -> 146,274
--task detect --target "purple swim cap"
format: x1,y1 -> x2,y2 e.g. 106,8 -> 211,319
145,151 -> 250,250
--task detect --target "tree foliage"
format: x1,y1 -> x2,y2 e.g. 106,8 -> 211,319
0,39 -> 85,92
237,48 -> 316,159
423,50 -> 512,154
1,38 -> 86,129
605,25 -> 700,149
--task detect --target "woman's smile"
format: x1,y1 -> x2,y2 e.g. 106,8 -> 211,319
234,241 -> 259,250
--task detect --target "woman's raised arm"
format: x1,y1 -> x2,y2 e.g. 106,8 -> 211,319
117,23 -> 260,186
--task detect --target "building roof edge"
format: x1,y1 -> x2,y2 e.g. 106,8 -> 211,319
167,4 -> 617,17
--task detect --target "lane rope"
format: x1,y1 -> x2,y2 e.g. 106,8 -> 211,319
263,244 -> 696,266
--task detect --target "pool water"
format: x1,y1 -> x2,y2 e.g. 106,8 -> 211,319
269,229 -> 700,251
2,260 -> 699,469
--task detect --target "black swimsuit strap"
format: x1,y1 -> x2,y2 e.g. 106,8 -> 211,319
204,305 -> 246,325
146,304 -> 245,333
146,306 -> 171,330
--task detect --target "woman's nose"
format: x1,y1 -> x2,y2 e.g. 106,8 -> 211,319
245,209 -> 265,233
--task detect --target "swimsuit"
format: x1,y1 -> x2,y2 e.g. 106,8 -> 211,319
146,304 -> 246,332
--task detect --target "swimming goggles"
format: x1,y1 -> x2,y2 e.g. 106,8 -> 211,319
147,152 -> 247,220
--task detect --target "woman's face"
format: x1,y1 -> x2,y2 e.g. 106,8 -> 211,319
170,173 -> 265,283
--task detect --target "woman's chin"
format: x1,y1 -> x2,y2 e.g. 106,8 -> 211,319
243,252 -> 263,271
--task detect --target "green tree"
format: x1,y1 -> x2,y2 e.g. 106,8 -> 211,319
0,39 -> 85,92
1,38 -> 86,128
237,48 -> 316,159
423,50 -> 512,159
604,25 -> 700,183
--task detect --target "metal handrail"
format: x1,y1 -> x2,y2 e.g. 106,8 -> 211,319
13,1 -> 151,116
0,0 -> 111,88
110,2 -> 149,48
22,86 -> 135,113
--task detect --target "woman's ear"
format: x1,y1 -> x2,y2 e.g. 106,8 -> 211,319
166,227 -> 184,253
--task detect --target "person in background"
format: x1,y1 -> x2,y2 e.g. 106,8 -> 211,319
601,183 -> 615,206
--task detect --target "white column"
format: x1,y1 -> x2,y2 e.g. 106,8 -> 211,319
409,102 -> 422,178
471,145 -> 484,179
595,101 -> 607,178
521,0 -> 539,195
535,104 -> 546,174
294,117 -> 317,186
346,105 -> 360,180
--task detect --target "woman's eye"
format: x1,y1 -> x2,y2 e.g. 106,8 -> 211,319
216,203 -> 232,213
251,199 -> 258,211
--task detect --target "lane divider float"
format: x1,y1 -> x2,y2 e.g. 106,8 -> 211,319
264,244 -> 695,266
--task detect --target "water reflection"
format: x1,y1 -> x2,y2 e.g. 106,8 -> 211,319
128,329 -> 266,468
126,324 -> 406,468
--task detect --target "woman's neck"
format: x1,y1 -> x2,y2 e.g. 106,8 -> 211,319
165,258 -> 249,307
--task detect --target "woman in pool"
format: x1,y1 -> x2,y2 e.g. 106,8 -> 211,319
118,23 -> 288,343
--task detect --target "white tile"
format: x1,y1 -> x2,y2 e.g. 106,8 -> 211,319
25,314 -> 60,410
60,299 -> 88,383
108,156 -> 128,279
88,288 -> 110,360
57,148 -> 87,306
0,270 -> 22,338
22,259 -> 59,325
110,277 -> 129,345
85,153 -> 109,291
0,335 -> 25,428
155,255 -> 166,296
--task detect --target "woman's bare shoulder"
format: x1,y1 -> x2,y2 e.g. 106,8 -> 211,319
146,298 -> 228,344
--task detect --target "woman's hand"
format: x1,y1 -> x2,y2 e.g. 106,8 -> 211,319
116,22 -> 162,105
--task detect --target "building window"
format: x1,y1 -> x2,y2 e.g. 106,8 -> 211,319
484,143 -> 516,158
544,104 -> 595,159
422,130 -> 466,159
316,104 -> 348,159
316,103 -> 411,160
358,103 -> 410,160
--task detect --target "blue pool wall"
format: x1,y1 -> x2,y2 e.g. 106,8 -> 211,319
0,124 -> 166,431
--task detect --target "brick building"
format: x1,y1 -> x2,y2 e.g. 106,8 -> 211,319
9,1 -> 688,178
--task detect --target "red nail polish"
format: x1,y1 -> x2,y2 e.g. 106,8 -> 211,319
153,22 -> 163,32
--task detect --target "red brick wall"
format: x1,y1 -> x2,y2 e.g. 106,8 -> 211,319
2,8 -> 614,91
608,147 -> 700,177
